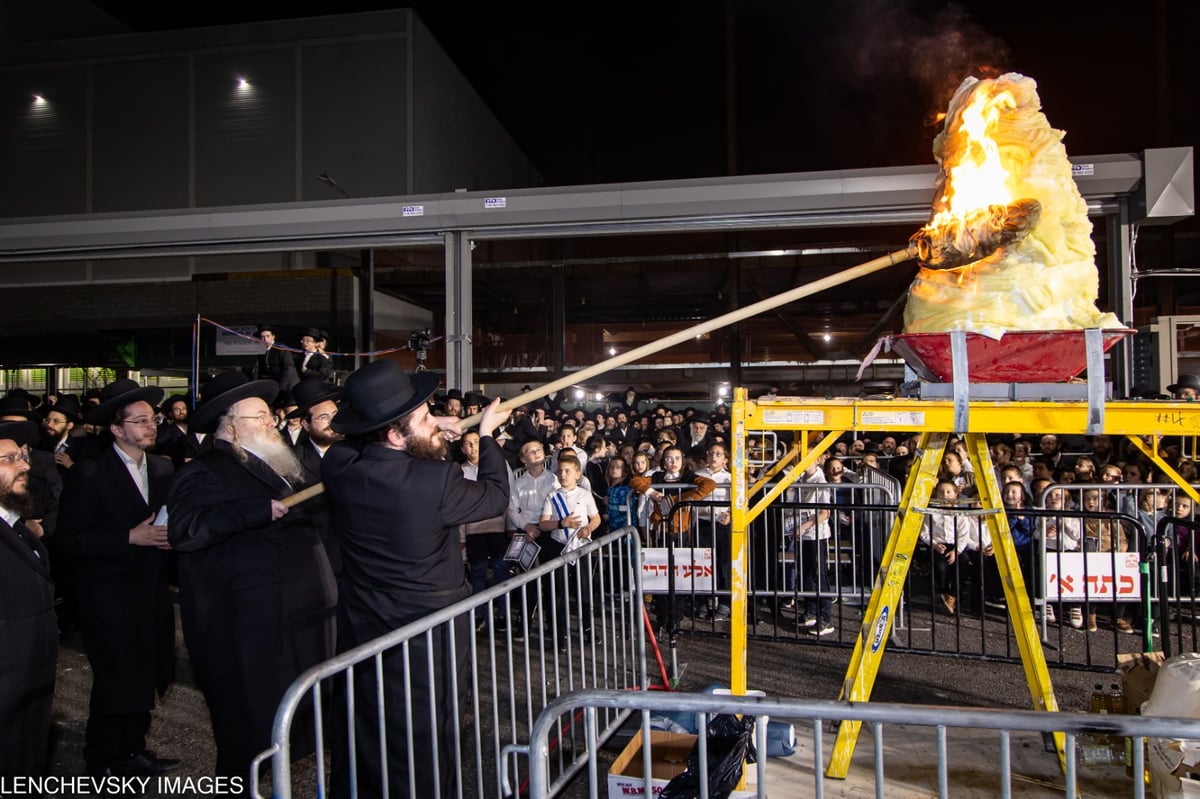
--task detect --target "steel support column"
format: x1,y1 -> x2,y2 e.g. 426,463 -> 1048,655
444,231 -> 473,389
1107,199 -> 1134,397
357,248 -> 374,370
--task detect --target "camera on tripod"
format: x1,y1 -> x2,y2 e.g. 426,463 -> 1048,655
408,328 -> 433,369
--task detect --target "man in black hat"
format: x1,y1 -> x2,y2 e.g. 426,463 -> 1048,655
167,371 -> 336,779
253,324 -> 300,392
0,396 -> 63,541
443,387 -> 464,417
3,396 -> 74,633
154,394 -> 191,460
296,327 -> 334,382
1169,373 -> 1200,400
57,379 -> 178,778
38,393 -> 90,470
683,410 -> 715,465
321,359 -> 509,799
463,390 -> 489,418
0,420 -> 58,780
287,379 -> 344,574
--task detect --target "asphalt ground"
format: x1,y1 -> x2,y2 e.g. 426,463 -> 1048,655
43,594 -> 1142,799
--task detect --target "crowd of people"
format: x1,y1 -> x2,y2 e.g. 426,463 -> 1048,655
3,357 -> 1199,788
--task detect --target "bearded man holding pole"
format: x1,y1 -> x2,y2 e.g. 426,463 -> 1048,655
321,359 -> 510,799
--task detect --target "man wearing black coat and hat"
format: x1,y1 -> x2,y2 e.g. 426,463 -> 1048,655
253,324 -> 300,392
155,394 -> 191,460
4,396 -> 75,633
56,379 -> 178,777
321,359 -> 509,799
1169,373 -> 1200,400
287,379 -> 343,574
167,371 -> 337,779
682,410 -> 716,464
0,420 -> 58,780
38,393 -> 94,472
296,327 -> 334,382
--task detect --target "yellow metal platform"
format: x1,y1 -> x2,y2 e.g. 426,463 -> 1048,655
725,391 -> 1200,779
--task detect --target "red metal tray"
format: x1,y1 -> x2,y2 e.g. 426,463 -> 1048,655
889,328 -> 1135,383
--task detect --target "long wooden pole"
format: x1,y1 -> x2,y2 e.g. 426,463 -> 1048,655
459,244 -> 918,428
283,243 -> 918,507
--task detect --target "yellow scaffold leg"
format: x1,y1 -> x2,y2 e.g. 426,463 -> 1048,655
964,433 -> 1065,768
826,431 -> 948,779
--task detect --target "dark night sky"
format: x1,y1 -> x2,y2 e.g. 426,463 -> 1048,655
70,1 -> 1200,188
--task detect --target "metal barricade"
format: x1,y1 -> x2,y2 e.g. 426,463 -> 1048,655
250,527 -> 647,799
509,688 -> 1200,799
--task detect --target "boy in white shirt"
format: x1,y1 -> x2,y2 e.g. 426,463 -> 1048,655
506,440 -> 558,638
538,454 -> 600,647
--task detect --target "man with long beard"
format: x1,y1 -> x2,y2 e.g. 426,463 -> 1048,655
322,359 -> 509,799
167,371 -> 336,780
0,420 -> 57,779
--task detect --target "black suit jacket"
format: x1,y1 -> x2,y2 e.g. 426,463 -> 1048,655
295,439 -> 339,575
256,347 -> 299,391
322,435 -> 509,798
0,516 -> 56,778
170,430 -> 213,470
295,351 -> 334,382
168,440 -> 336,775
57,445 -> 176,711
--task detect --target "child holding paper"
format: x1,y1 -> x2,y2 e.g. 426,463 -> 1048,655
538,454 -> 600,647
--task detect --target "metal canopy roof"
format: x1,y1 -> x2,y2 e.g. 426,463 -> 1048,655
0,153 -> 1143,263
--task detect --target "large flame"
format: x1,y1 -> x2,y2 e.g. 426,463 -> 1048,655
932,89 -> 1015,224
903,73 -> 1121,337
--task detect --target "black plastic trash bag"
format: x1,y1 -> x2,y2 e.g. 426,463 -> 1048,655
660,713 -> 757,799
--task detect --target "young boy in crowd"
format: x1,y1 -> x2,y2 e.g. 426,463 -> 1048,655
538,454 -> 600,647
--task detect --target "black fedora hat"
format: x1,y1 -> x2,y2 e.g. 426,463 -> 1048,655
464,390 -> 488,408
83,380 -> 165,426
255,323 -> 279,337
0,395 -> 41,423
159,393 -> 191,415
0,420 -> 39,448
191,372 -> 280,435
47,394 -> 84,423
445,388 -> 463,402
1168,374 -> 1200,394
332,360 -> 439,436
689,410 -> 711,425
286,380 -> 343,419
300,327 -> 323,341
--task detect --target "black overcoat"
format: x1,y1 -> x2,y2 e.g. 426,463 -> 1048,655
322,435 -> 509,799
0,517 -> 57,778
57,445 -> 176,711
167,441 -> 336,777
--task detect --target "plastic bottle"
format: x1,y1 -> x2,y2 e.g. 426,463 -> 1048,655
1108,683 -> 1127,715
1108,683 -> 1131,770
1088,683 -> 1110,747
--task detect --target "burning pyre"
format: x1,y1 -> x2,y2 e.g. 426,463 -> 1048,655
903,73 -> 1121,336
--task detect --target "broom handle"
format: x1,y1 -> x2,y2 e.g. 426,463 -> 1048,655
282,244 -> 916,506
458,244 -> 917,429
282,482 -> 325,508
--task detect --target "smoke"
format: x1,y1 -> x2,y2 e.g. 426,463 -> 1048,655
835,0 -> 1011,125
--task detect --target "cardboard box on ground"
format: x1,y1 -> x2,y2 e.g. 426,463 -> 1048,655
607,730 -> 757,799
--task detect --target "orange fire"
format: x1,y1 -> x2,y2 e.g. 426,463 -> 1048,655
932,88 -> 1016,224
903,72 -> 1123,335
910,80 -> 1040,271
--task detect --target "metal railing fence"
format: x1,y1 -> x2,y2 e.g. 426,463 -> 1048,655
250,527 -> 647,799
509,688 -> 1200,799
